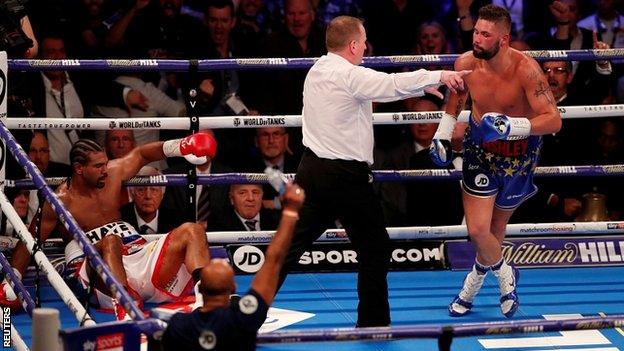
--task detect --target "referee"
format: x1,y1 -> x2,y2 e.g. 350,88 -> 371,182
277,15 -> 471,327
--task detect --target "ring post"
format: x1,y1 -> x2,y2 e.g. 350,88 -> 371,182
32,308 -> 61,351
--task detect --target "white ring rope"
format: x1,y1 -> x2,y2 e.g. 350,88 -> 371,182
138,220 -> 624,244
5,104 -> 623,130
2,221 -> 617,249
10,324 -> 29,351
0,191 -> 96,327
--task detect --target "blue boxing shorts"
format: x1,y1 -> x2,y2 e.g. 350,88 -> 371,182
462,115 -> 542,210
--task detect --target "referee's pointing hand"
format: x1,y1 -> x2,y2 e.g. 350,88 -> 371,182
440,70 -> 472,94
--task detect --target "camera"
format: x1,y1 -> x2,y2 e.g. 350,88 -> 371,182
0,0 -> 33,57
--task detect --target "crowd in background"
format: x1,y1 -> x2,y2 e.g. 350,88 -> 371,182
2,0 -> 624,240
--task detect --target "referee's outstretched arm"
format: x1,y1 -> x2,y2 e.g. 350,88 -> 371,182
251,184 -> 305,306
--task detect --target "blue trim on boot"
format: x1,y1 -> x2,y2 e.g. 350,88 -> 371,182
448,295 -> 473,317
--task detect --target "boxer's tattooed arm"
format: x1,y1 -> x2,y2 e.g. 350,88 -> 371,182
529,69 -> 556,107
454,97 -> 464,117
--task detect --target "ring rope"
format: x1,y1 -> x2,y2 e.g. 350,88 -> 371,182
10,324 -> 29,351
5,104 -> 623,130
5,164 -> 623,189
256,314 -> 624,344
0,123 -> 144,322
0,249 -> 36,314
1,219 -> 618,247
0,190 -> 95,326
6,49 -> 624,72
4,48 -> 624,348
137,220 -> 624,244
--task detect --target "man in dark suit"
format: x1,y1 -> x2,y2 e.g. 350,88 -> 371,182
120,166 -> 184,234
548,0 -> 614,106
8,34 -> 149,165
161,131 -> 232,230
377,96 -> 463,226
27,130 -> 71,178
208,184 -> 278,231
246,127 -> 300,212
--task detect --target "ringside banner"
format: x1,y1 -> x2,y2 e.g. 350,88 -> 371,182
446,235 -> 624,269
227,241 -> 446,274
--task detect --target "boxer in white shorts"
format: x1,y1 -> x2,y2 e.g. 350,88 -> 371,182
2,135 -> 217,319
65,221 -> 194,310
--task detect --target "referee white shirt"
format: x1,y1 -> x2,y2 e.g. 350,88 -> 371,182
302,52 -> 443,165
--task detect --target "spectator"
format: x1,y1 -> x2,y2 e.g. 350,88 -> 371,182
103,130 -> 136,207
252,127 -> 297,172
197,0 -> 258,116
7,34 -> 149,165
244,127 -> 299,211
0,189 -> 31,239
92,73 -> 186,169
121,166 -> 184,234
549,0 -> 614,104
450,0 -> 552,52
258,0 -> 326,158
376,96 -> 463,226
105,0 -> 204,59
27,130 -> 71,178
413,21 -> 455,72
208,184 -> 278,231
414,21 -> 453,56
25,130 -> 72,222
104,130 -> 136,160
162,130 -> 232,230
316,0 -> 364,28
258,0 -> 326,115
583,119 -> 624,219
363,0 -> 434,55
577,0 -> 624,49
188,0 -> 260,170
162,183 -> 305,350
235,0 -> 278,38
70,0 -> 119,58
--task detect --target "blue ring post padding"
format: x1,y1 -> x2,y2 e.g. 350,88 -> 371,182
0,123 -> 145,321
0,251 -> 36,316
7,49 -> 624,71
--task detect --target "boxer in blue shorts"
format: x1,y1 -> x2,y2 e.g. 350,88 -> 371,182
462,116 -> 542,210
430,4 -> 561,318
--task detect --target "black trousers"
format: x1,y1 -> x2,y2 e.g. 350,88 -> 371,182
278,149 -> 391,327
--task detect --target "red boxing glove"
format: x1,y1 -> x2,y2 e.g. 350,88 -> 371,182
163,132 -> 218,165
0,280 -> 21,312
180,133 -> 217,159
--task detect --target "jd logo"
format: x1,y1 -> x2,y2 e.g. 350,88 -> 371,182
475,173 -> 489,187
233,245 -> 265,273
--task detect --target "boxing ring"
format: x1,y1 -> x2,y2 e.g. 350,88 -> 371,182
2,49 -> 624,350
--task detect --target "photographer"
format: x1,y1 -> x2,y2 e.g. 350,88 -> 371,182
0,0 -> 37,58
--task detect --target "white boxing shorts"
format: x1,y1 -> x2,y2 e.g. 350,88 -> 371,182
65,222 -> 193,309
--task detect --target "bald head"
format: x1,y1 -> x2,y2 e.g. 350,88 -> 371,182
326,15 -> 364,52
199,259 -> 236,297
